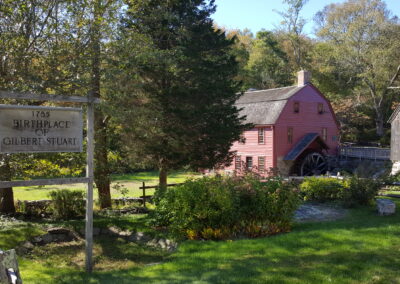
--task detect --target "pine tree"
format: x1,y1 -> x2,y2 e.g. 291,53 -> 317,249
106,0 -> 249,187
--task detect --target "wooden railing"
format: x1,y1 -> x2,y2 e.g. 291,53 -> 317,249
139,182 -> 183,207
339,146 -> 390,161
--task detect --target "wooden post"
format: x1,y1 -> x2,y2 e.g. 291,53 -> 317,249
85,95 -> 95,273
142,181 -> 146,208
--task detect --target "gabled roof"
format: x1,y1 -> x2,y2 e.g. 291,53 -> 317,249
388,105 -> 400,123
236,85 -> 305,125
284,133 -> 329,161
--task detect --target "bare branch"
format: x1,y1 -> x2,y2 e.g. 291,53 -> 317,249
388,64 -> 400,88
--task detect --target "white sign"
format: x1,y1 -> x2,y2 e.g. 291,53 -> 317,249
0,105 -> 83,153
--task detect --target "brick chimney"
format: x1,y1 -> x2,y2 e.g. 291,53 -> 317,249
297,70 -> 311,87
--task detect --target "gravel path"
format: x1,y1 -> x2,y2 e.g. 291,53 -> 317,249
294,203 -> 348,222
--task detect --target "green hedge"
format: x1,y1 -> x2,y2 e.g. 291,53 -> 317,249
151,175 -> 300,240
300,177 -> 345,202
300,176 -> 381,207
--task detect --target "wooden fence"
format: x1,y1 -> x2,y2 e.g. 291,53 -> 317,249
139,182 -> 183,207
339,146 -> 390,161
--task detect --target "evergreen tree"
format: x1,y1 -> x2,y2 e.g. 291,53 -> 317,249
106,0 -> 248,187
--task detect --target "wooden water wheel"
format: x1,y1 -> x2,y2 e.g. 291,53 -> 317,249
300,152 -> 327,176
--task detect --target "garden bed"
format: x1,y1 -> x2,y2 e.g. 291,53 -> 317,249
0,199 -> 396,283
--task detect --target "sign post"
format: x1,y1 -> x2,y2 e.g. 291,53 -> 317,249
85,94 -> 95,272
0,90 -> 99,273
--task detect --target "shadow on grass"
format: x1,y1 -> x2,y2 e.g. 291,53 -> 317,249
0,224 -> 44,250
20,203 -> 400,283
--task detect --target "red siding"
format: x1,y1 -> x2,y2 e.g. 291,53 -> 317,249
274,85 -> 339,165
226,126 -> 274,174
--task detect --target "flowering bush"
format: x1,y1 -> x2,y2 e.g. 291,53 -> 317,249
151,175 -> 300,240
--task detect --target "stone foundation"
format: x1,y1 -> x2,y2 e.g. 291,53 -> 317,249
276,157 -> 294,176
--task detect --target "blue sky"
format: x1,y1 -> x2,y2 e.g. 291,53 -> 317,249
212,0 -> 400,36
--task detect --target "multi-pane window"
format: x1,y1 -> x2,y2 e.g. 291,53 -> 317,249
258,128 -> 265,144
287,127 -> 293,143
322,128 -> 327,141
318,103 -> 324,114
258,156 -> 265,172
235,156 -> 241,170
246,157 -> 253,170
293,102 -> 300,113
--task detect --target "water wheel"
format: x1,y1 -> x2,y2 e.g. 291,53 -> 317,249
300,152 -> 327,176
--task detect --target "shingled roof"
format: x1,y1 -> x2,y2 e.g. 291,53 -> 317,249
236,85 -> 305,125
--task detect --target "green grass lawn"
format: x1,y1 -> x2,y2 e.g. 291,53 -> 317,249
13,171 -> 201,201
10,199 -> 400,283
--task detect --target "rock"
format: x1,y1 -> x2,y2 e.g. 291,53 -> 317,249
147,239 -> 158,247
128,232 -> 151,243
47,227 -> 71,235
42,233 -> 53,244
157,239 -> 167,249
118,230 -> 132,238
22,241 -> 34,250
67,231 -> 81,241
16,241 -> 35,255
31,236 -> 43,244
376,199 -> 396,216
167,243 -> 178,252
16,247 -> 29,255
54,234 -> 67,242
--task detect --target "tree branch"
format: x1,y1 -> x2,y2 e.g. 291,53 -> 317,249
388,64 -> 400,89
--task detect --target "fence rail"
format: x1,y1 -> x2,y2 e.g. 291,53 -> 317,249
139,182 -> 183,207
339,146 -> 390,161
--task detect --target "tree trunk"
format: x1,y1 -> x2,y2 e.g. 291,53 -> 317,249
375,110 -> 385,138
159,168 -> 168,190
91,0 -> 111,209
0,155 -> 15,213
94,116 -> 111,208
0,188 -> 15,214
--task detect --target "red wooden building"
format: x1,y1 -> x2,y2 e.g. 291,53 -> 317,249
225,70 -> 340,176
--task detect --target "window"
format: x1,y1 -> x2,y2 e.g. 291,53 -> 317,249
239,134 -> 246,144
246,157 -> 253,170
322,128 -> 327,141
293,102 -> 300,113
258,156 -> 265,172
258,128 -> 265,144
332,135 -> 337,142
287,127 -> 293,143
318,103 -> 324,114
235,156 -> 241,170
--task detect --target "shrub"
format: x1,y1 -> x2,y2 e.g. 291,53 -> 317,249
300,177 -> 345,202
151,175 -> 300,240
341,176 -> 381,207
300,176 -> 381,207
48,189 -> 85,220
